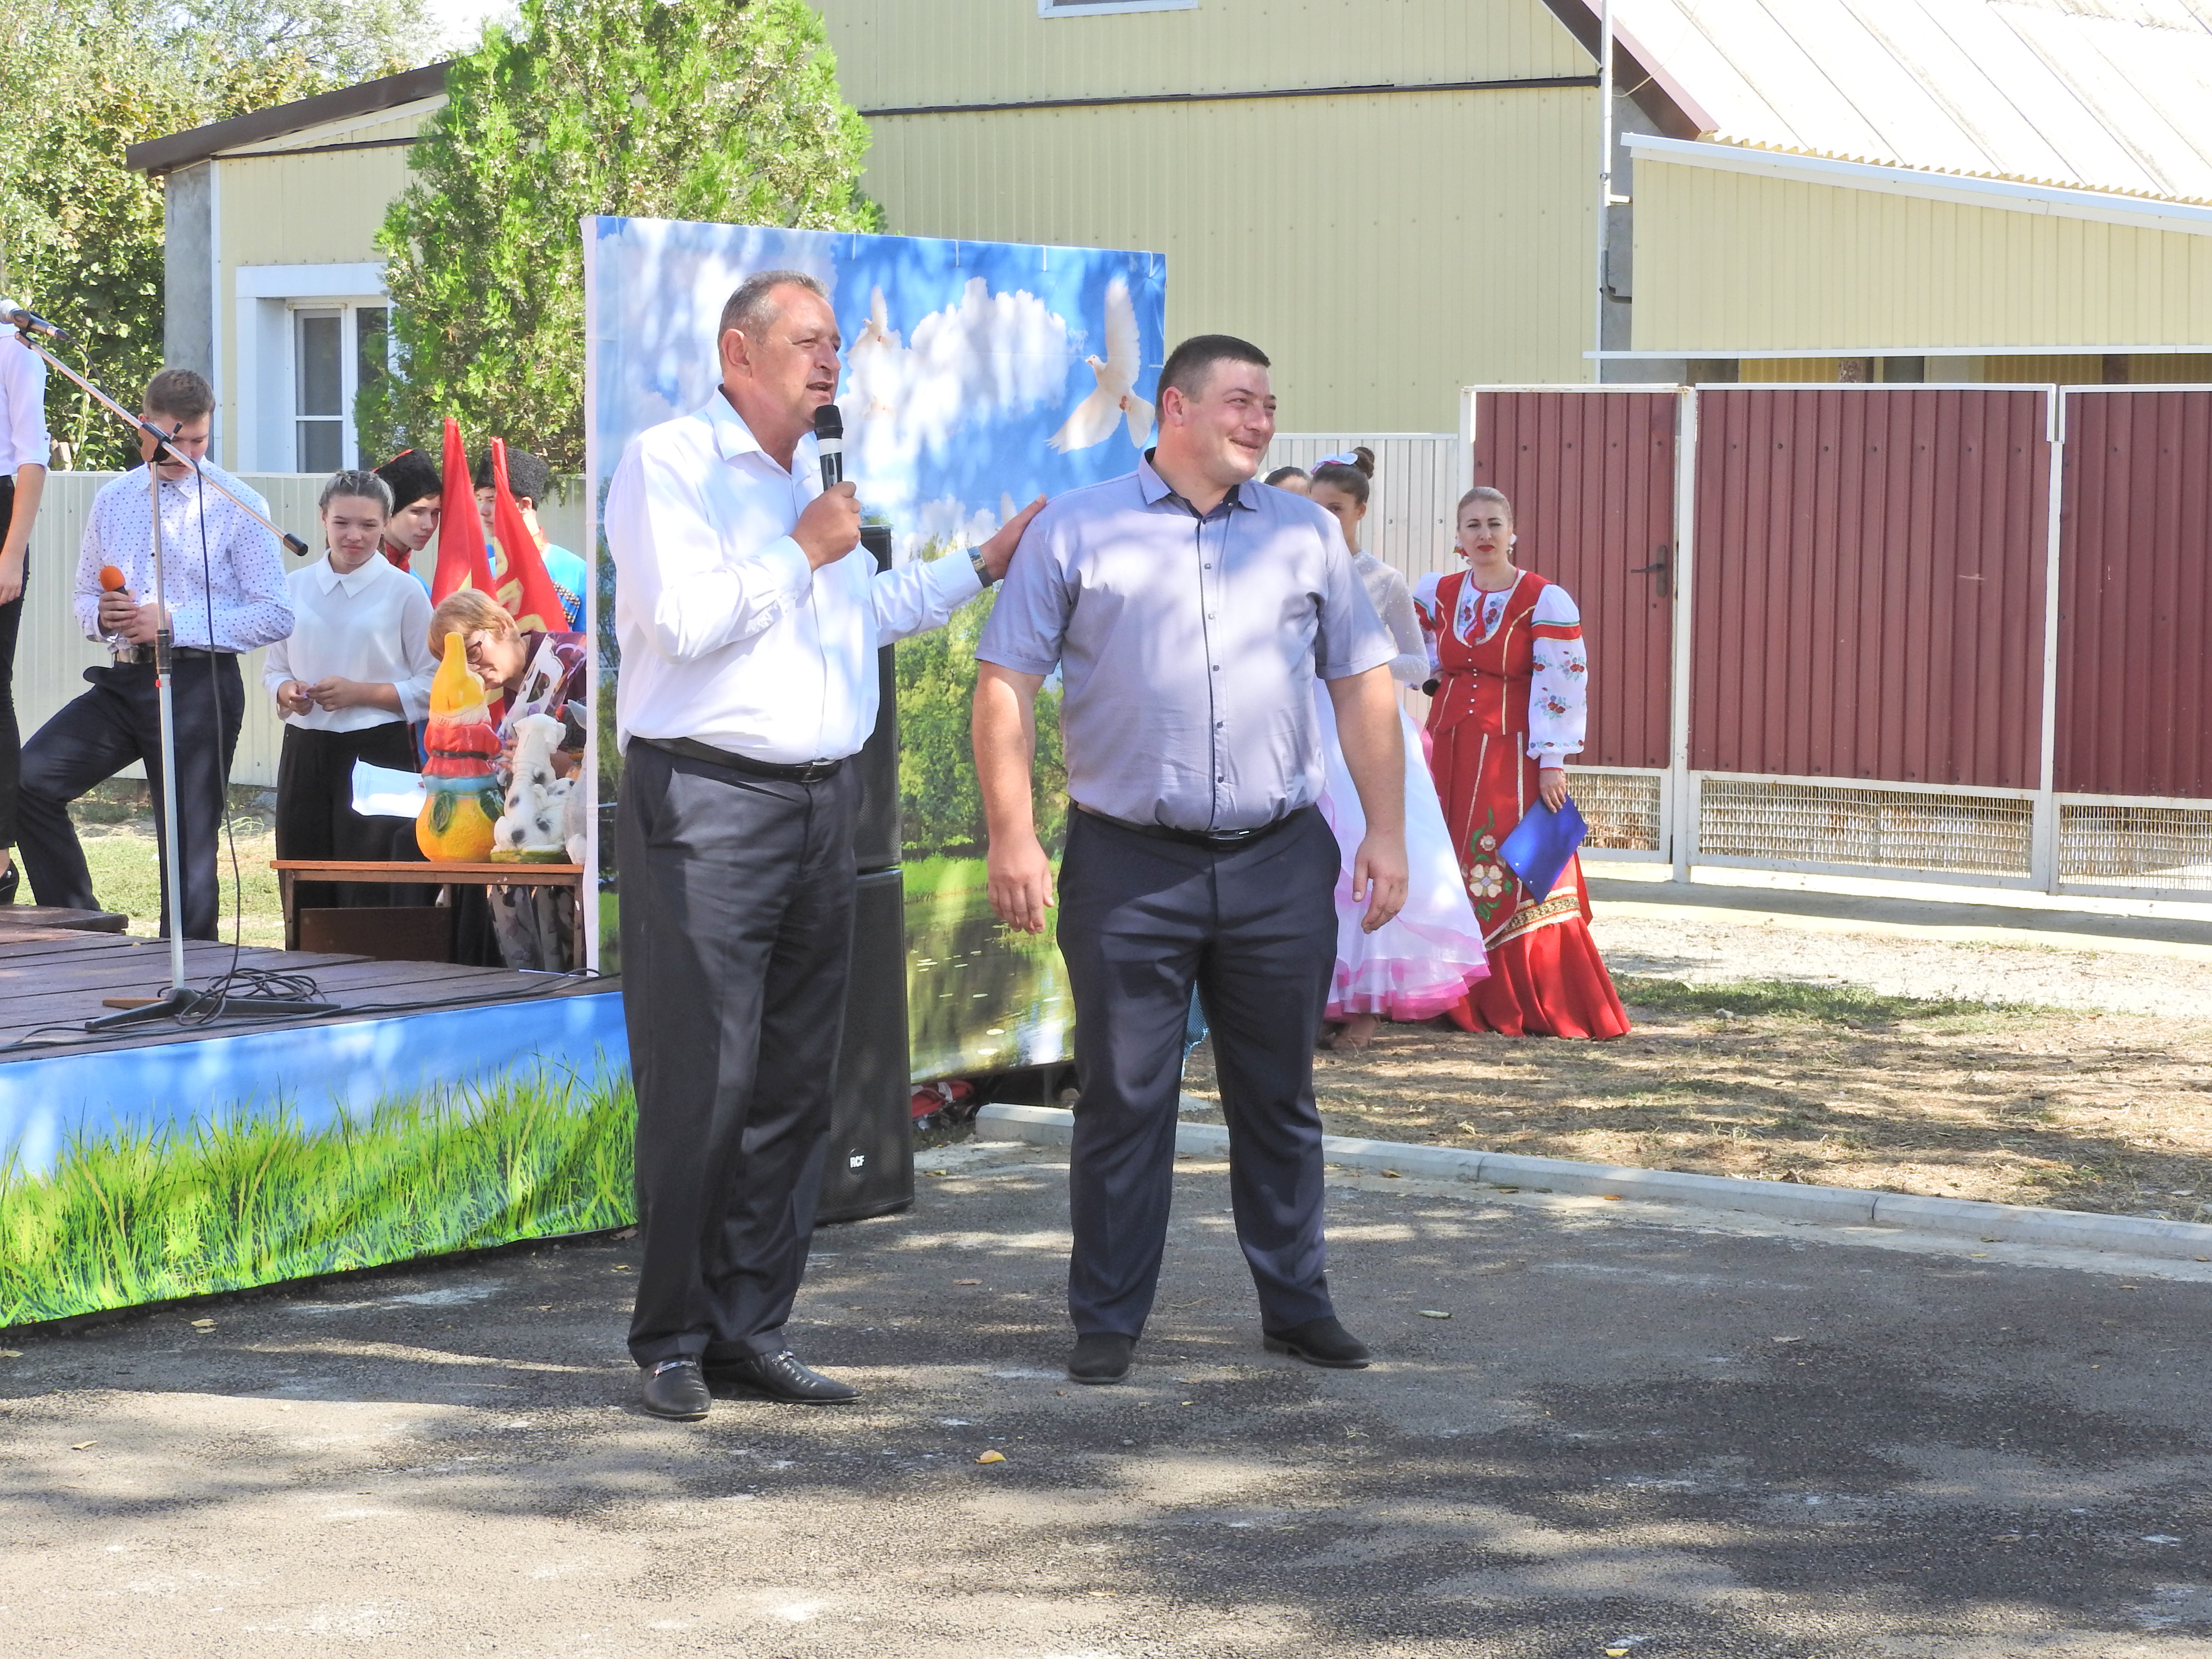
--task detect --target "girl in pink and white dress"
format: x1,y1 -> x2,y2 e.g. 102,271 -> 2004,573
1297,449 -> 1489,1049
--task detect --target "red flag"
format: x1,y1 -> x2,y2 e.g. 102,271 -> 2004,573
430,416 -> 494,604
486,438 -> 570,633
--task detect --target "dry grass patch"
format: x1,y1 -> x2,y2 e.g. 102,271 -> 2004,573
1181,976 -> 2212,1221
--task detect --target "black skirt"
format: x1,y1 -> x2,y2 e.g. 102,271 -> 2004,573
275,720 -> 426,910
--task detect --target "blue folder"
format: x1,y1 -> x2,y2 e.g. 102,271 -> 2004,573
1496,794 -> 1589,902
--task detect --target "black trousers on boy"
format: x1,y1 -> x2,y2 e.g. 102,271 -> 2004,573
1055,804 -> 1343,1340
617,739 -> 860,1369
16,652 -> 244,939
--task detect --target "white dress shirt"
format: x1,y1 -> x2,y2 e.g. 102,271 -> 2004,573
604,390 -> 985,763
0,333 -> 50,475
75,461 -> 292,652
264,552 -> 439,730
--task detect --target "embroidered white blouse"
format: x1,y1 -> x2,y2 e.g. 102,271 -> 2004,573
1414,569 -> 1589,761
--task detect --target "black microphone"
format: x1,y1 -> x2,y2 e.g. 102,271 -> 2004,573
814,403 -> 844,491
0,300 -> 72,345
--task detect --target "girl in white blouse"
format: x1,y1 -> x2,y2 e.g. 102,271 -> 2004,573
265,471 -> 438,910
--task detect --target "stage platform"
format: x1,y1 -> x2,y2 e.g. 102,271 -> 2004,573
0,922 -> 584,1062
0,908 -> 633,1328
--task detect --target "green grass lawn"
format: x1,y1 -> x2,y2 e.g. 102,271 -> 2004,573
0,1064 -> 635,1327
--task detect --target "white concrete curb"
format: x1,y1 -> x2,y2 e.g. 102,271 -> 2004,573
971,1103 -> 2212,1262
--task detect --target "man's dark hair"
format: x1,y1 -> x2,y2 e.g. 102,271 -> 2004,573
1158,334 -> 1270,405
374,449 -> 442,513
474,446 -> 553,506
143,366 -> 215,421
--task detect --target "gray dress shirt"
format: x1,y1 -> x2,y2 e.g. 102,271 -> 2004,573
977,457 -> 1395,833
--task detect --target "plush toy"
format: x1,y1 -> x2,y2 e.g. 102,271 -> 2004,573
491,711 -> 575,863
416,632 -> 504,862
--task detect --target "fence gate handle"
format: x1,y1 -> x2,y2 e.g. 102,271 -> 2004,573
1631,545 -> 1671,599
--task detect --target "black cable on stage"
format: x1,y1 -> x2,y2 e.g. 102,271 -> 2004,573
1,967 -> 607,1052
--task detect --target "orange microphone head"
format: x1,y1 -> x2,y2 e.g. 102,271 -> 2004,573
98,565 -> 128,591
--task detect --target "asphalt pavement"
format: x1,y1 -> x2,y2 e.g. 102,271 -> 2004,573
6,1140 -> 2212,1658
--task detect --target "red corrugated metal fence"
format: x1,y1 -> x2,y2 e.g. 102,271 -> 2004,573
1689,388 -> 2050,790
2055,390 -> 2212,799
1469,390 -> 1675,771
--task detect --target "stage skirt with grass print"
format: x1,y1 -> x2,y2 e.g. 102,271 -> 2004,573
1415,566 -> 1629,1041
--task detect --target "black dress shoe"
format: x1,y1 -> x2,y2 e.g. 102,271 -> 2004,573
1067,1332 -> 1134,1385
640,1358 -> 711,1420
1263,1315 -> 1372,1369
0,864 -> 17,904
707,1349 -> 858,1404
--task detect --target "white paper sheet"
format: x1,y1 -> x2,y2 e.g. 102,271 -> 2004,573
352,758 -> 427,819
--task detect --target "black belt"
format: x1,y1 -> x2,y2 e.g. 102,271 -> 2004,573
119,647 -> 234,666
637,735 -> 846,783
1075,802 -> 1310,850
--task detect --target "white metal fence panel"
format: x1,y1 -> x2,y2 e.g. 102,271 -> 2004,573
1262,434 -> 1460,589
15,473 -> 593,790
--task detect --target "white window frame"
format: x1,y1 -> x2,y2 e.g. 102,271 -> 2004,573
1038,0 -> 1195,16
288,302 -> 390,471
232,262 -> 390,472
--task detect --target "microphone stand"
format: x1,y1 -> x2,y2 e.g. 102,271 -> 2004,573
7,324 -> 333,1029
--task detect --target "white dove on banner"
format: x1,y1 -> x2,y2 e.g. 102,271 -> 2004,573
1047,276 -> 1153,454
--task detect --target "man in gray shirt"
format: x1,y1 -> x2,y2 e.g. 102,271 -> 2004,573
974,334 -> 1409,1385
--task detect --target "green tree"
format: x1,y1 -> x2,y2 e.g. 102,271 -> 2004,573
0,0 -> 422,468
361,0 -> 881,473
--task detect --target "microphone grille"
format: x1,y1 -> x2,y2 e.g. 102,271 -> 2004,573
813,404 -> 844,440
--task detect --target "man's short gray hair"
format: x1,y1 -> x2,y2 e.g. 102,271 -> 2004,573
719,270 -> 829,341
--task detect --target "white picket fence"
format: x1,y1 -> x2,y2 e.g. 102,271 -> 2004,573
12,473 -> 589,787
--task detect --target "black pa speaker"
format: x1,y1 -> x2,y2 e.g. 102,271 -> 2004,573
853,525 -> 901,874
817,865 -> 913,1223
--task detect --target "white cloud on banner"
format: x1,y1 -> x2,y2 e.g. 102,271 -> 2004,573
842,277 -> 1071,557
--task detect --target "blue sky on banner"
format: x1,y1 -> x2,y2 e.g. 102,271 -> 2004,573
585,217 -> 1167,561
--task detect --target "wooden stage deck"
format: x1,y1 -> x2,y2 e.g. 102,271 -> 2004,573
0,908 -> 596,1063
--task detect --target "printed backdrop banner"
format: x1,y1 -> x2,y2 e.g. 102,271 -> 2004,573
584,218 -> 1167,1082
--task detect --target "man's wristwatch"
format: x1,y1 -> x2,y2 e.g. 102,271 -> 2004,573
969,548 -> 995,588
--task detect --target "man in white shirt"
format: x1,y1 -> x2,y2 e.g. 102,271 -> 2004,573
16,368 -> 292,938
1,327 -> 51,905
604,269 -> 1040,1421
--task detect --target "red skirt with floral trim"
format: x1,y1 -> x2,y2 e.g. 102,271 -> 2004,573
1429,720 -> 1631,1041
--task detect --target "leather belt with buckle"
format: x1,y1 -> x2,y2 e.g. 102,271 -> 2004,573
119,646 -> 230,666
1074,802 -> 1309,850
637,736 -> 846,783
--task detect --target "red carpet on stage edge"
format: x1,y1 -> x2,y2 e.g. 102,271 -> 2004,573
1447,918 -> 1631,1040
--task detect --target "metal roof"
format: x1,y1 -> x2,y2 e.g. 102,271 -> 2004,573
125,62 -> 450,176
1611,0 -> 2212,204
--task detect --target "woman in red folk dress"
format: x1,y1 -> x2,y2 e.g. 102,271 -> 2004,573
1413,486 -> 1630,1040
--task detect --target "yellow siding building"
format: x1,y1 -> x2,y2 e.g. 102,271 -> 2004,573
124,0 -> 2212,457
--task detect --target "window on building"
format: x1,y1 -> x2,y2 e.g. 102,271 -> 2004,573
291,301 -> 389,471
1038,0 -> 1195,15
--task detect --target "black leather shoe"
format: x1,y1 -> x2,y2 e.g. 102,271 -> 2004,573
640,1358 -> 711,1420
1263,1316 -> 1372,1369
707,1349 -> 858,1404
1067,1332 -> 1135,1385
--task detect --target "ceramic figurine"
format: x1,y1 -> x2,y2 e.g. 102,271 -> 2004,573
417,631 -> 504,862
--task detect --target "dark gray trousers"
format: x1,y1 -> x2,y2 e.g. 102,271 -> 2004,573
1057,805 -> 1342,1339
16,655 -> 244,939
617,741 -> 861,1369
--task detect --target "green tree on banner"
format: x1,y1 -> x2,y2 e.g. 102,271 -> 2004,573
895,587 -> 1067,862
361,0 -> 881,472
0,0 -> 421,468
